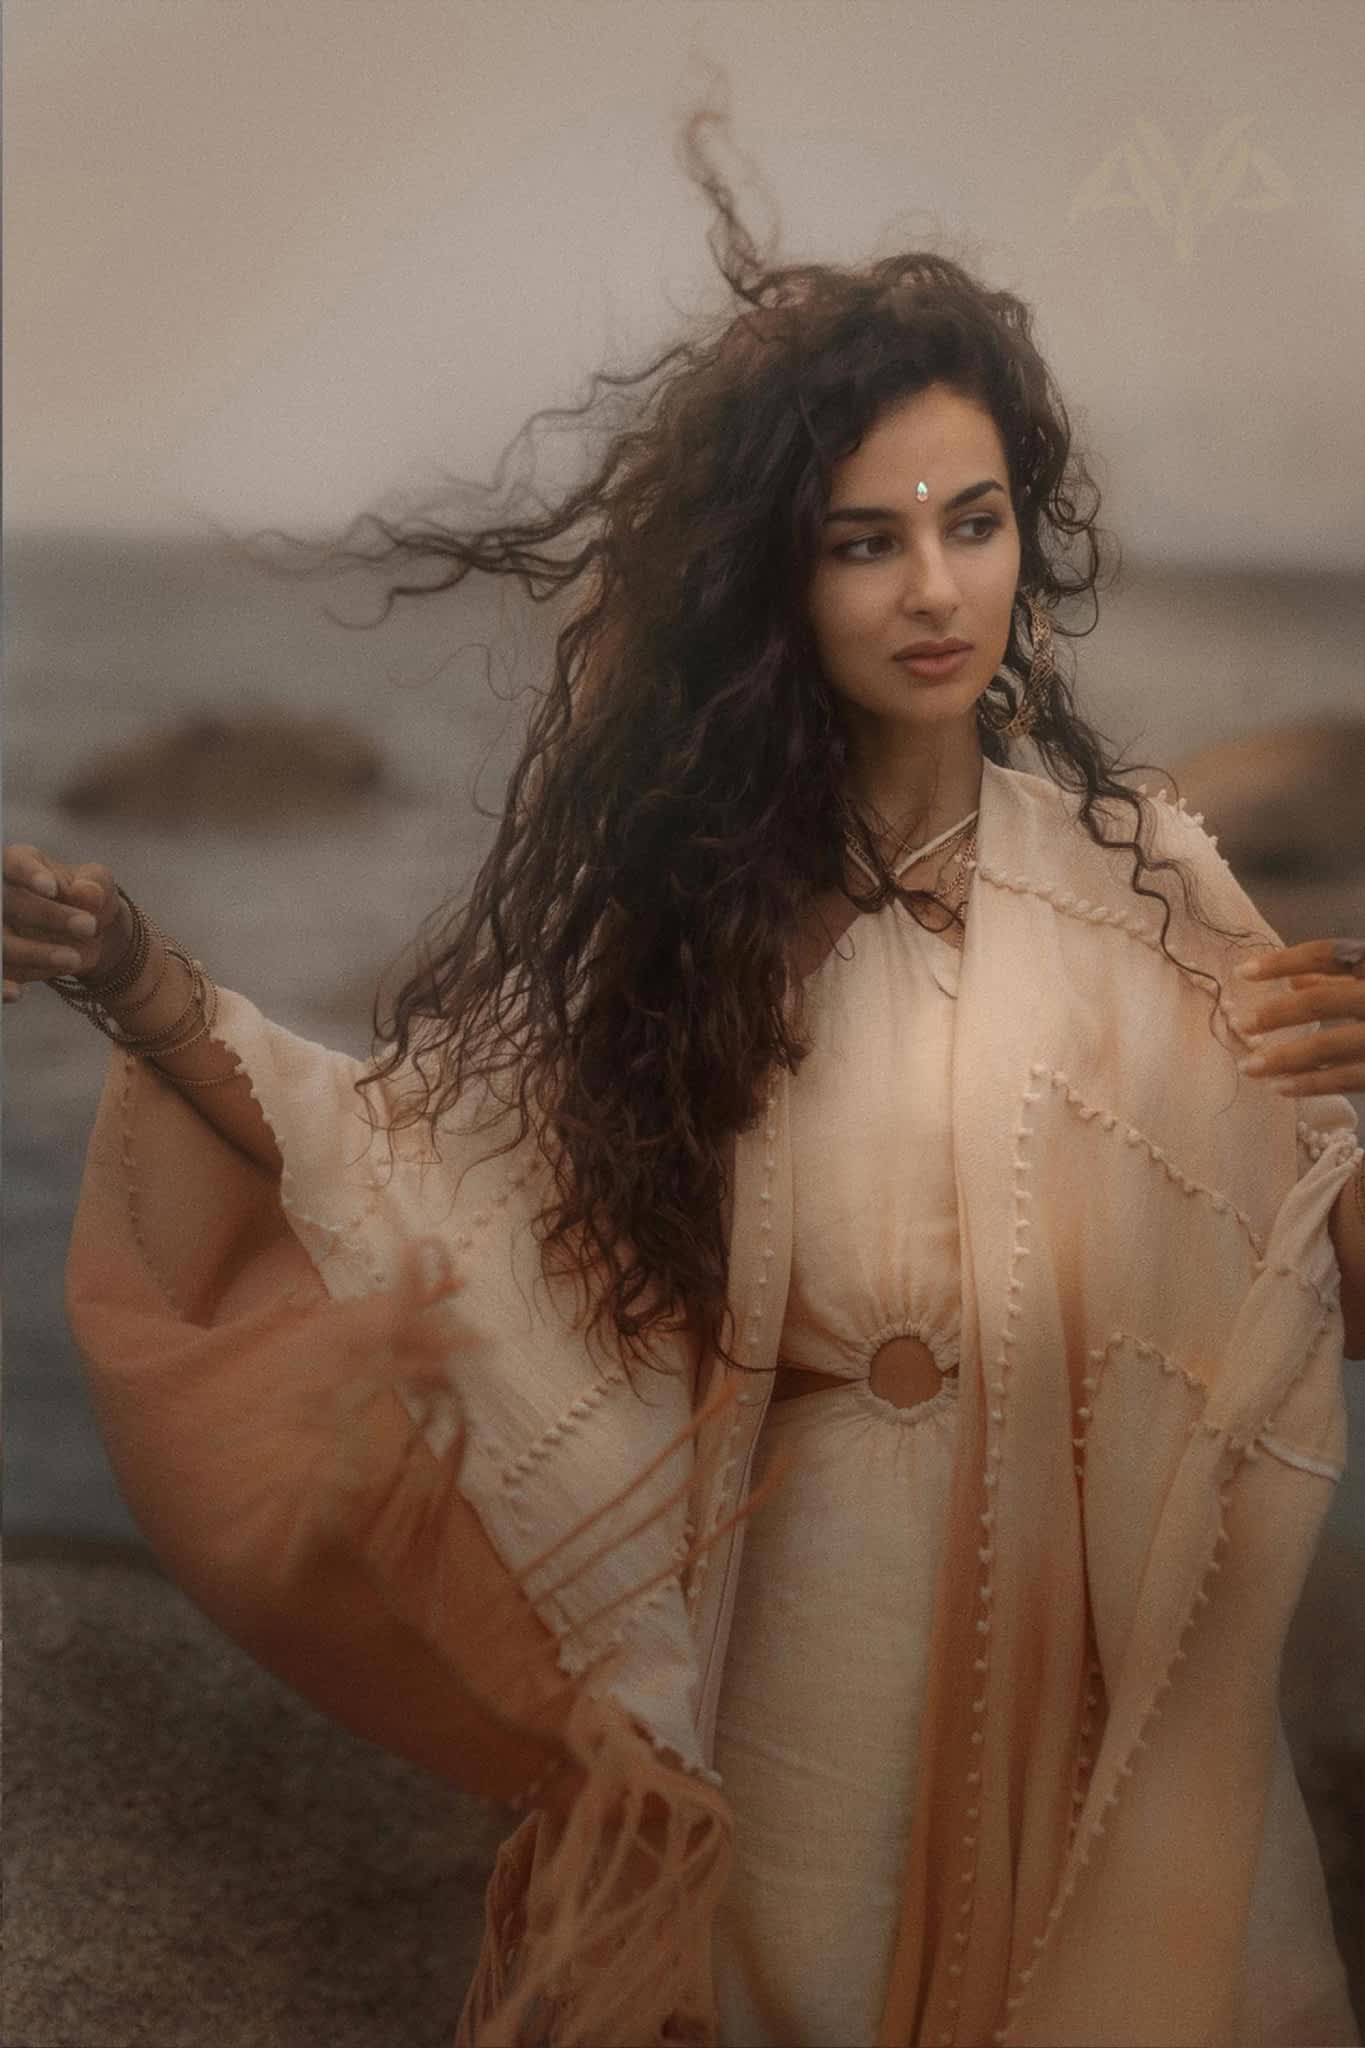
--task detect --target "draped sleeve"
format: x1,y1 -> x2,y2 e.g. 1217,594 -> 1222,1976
63,989 -> 790,2046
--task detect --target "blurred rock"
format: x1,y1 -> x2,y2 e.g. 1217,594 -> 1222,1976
1163,718 -> 1365,974
1162,717 -> 1365,882
59,709 -> 386,829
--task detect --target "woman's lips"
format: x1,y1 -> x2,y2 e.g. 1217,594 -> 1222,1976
895,646 -> 972,679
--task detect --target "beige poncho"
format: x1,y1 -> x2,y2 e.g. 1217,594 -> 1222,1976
66,757 -> 1362,2043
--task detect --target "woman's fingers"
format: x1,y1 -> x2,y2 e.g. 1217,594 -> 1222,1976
4,845 -> 116,914
4,928 -> 94,977
3,844 -> 60,895
3,878 -> 99,942
67,864 -> 120,919
3,845 -> 120,989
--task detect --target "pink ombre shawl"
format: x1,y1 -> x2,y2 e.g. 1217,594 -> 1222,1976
65,758 -> 1362,2044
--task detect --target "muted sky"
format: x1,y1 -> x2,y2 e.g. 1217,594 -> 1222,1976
6,0 -> 1364,569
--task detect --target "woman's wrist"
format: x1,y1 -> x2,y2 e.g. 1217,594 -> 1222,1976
54,893 -> 212,1055
91,914 -> 168,1019
74,889 -> 143,996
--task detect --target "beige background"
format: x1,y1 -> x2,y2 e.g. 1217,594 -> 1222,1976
6,0 -> 1364,568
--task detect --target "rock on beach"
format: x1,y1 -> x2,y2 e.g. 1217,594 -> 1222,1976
59,709 -> 386,830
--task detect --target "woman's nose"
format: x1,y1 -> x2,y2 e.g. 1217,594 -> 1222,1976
897,557 -> 960,614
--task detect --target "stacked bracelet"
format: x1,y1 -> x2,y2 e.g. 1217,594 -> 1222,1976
49,889 -> 241,1089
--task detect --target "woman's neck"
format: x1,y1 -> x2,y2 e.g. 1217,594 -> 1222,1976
850,766 -> 984,862
845,730 -> 984,855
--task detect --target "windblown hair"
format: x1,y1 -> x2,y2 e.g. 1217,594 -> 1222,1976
248,112 -> 1262,1393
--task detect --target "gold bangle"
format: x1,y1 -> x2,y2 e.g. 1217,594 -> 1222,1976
102,947 -> 206,1053
116,933 -> 177,1018
50,896 -> 157,1014
118,982 -> 204,1058
140,964 -> 221,1059
78,889 -> 153,999
109,935 -> 202,1030
153,1064 -> 244,1090
50,929 -> 228,1074
146,979 -> 242,1088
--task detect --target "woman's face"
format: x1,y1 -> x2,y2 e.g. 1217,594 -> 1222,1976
805,382 -> 1022,762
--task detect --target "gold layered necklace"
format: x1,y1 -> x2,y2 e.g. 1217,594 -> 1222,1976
843,809 -> 979,927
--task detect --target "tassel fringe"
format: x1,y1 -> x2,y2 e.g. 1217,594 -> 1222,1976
306,1236 -> 800,2045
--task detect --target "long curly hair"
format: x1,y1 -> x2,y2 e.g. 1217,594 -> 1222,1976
248,112 -> 1262,1394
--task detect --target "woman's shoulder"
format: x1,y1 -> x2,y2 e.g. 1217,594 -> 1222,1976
988,756 -> 1187,854
989,759 -> 1273,962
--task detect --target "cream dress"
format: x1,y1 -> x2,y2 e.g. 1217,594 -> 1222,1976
707,806 -> 1359,2048
711,810 -> 974,2048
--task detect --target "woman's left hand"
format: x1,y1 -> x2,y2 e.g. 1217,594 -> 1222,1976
1235,937 -> 1365,1097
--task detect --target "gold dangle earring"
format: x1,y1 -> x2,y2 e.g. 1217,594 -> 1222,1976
978,593 -> 1056,739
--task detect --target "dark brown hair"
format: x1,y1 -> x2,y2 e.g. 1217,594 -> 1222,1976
248,112 -> 1261,1393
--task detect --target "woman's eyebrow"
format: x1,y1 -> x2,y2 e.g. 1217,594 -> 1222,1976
822,478 -> 1007,523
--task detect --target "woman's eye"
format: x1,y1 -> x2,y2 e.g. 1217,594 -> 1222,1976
835,534 -> 894,562
833,516 -> 1000,562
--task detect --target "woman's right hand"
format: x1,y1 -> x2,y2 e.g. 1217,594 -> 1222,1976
3,843 -> 134,1003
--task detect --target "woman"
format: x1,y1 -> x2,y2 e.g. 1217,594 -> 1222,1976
8,122 -> 1365,2046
